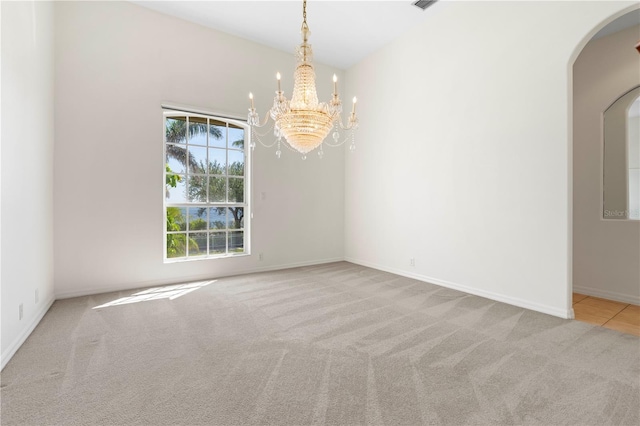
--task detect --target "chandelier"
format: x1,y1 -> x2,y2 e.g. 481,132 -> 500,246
247,0 -> 359,159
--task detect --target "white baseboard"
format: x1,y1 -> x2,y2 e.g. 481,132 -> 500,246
4,257 -> 574,371
573,285 -> 640,305
11,255 -> 576,371
55,257 -> 346,300
345,257 -> 573,319
4,259 -> 343,370
1,296 -> 55,371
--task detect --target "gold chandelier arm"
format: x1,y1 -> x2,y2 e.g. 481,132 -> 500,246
336,117 -> 349,130
248,111 -> 271,128
336,115 -> 358,131
258,113 -> 271,127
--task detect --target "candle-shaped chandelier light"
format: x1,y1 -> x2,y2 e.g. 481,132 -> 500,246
248,0 -> 359,159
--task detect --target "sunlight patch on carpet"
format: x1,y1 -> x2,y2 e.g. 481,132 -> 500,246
92,280 -> 216,309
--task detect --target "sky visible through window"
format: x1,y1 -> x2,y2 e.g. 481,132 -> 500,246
165,114 -> 247,259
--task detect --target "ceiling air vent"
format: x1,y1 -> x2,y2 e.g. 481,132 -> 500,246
413,0 -> 437,11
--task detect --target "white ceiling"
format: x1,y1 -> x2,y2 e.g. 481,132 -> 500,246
131,1 -> 439,70
132,1 -> 639,69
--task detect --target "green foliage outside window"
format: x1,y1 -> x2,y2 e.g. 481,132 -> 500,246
165,115 -> 246,259
166,165 -> 198,258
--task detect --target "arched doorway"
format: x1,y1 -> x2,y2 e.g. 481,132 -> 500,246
570,8 -> 640,335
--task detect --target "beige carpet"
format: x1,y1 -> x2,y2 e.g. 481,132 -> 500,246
1,262 -> 639,425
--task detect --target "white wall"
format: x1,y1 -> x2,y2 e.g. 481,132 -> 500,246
54,1 -> 345,298
344,1 -> 635,318
573,25 -> 640,304
1,0 -> 55,368
628,114 -> 640,220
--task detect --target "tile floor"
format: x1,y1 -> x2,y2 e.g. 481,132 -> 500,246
573,293 -> 640,336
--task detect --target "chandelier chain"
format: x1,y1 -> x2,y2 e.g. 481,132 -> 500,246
303,0 -> 307,25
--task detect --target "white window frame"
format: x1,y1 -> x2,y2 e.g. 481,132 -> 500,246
163,109 -> 251,262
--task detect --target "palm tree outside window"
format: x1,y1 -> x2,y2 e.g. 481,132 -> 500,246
164,111 -> 250,260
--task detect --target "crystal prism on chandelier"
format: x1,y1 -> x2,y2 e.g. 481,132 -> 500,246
247,0 -> 359,159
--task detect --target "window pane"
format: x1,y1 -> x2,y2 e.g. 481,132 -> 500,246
167,233 -> 187,258
188,117 -> 207,146
166,116 -> 187,144
228,207 -> 244,229
229,231 -> 244,253
208,177 -> 226,202
188,207 -> 207,231
166,175 -> 186,202
228,178 -> 244,202
165,113 -> 248,261
228,150 -> 244,176
188,232 -> 208,257
166,145 -> 187,174
209,207 -> 227,230
166,207 -> 187,231
188,146 -> 207,174
209,120 -> 226,148
228,125 -> 244,150
187,175 -> 207,202
208,148 -> 226,175
209,232 -> 226,255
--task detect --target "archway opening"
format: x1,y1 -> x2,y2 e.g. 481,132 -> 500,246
570,8 -> 640,336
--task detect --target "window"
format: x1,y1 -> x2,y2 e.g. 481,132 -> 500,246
603,87 -> 640,220
164,111 -> 249,260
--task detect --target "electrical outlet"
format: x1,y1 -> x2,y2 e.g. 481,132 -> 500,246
35,289 -> 39,304
259,252 -> 264,261
410,258 -> 415,267
19,303 -> 23,320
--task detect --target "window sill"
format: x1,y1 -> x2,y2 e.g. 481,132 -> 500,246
164,252 -> 251,264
